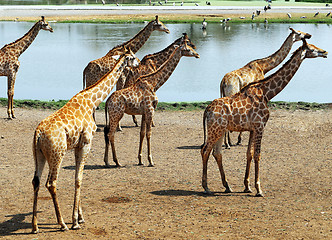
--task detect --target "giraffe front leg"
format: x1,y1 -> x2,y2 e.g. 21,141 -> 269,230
72,141 -> 90,229
137,115 -> 146,166
7,74 -> 16,119
244,131 -> 254,193
145,112 -> 154,167
253,132 -> 264,197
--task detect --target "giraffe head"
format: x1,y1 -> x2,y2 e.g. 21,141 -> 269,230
289,27 -> 311,42
112,47 -> 140,68
39,16 -> 53,32
301,39 -> 328,59
177,39 -> 200,58
151,16 -> 170,34
180,33 -> 197,49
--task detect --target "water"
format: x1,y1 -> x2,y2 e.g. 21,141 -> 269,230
0,22 -> 331,103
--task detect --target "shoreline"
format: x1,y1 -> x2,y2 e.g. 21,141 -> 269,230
0,98 -> 330,111
1,5 -> 332,23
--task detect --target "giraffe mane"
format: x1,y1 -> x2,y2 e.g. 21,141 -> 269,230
239,44 -> 304,93
1,20 -> 41,51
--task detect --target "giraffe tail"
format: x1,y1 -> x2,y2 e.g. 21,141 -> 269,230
32,130 -> 44,189
201,108 -> 208,149
103,101 -> 110,144
83,67 -> 87,89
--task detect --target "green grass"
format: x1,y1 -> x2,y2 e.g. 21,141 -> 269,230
0,98 -> 330,111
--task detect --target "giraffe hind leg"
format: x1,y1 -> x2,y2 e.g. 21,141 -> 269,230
32,145 -> 47,233
212,136 -> 232,193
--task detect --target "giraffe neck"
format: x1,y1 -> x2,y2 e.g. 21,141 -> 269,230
140,37 -> 181,68
2,21 -> 42,58
79,55 -> 127,110
253,46 -> 305,102
140,46 -> 183,91
255,32 -> 296,74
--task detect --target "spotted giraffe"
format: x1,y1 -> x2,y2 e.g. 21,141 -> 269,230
83,15 -> 170,89
31,49 -> 138,233
103,39 -> 200,167
117,33 -> 196,130
0,16 -> 53,119
202,39 -> 327,197
220,28 -> 312,148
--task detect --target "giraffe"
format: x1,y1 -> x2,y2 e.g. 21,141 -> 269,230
220,28 -> 312,148
201,39 -> 327,197
31,48 -> 138,233
103,39 -> 200,167
83,15 -> 170,89
0,16 -> 53,119
116,33 -> 196,130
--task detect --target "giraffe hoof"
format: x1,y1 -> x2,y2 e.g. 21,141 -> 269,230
224,188 -> 232,193
71,224 -> 81,230
60,225 -> 69,231
244,188 -> 252,193
147,164 -> 154,167
255,193 -> 264,197
203,189 -> 213,195
78,219 -> 85,224
31,228 -> 39,234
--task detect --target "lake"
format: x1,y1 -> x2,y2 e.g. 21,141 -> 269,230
0,21 -> 331,103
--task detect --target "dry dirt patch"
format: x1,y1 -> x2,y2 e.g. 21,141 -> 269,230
0,107 -> 331,239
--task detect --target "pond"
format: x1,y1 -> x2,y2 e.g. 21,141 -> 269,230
0,21 -> 331,103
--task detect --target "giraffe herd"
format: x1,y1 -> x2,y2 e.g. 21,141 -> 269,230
0,16 -> 327,233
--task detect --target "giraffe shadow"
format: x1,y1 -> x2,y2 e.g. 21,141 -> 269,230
177,145 -> 202,150
63,165 -> 118,170
150,189 -> 255,198
0,212 -> 43,236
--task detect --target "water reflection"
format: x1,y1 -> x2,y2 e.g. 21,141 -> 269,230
0,22 -> 331,103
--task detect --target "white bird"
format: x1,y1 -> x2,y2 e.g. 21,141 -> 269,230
181,1 -> 183,6
287,13 -> 292,18
300,16 -> 307,19
101,0 -> 105,5
195,3 -> 199,6
239,16 -> 246,19
202,18 -> 207,29
251,12 -> 255,20
264,18 -> 268,24
314,12 -> 319,17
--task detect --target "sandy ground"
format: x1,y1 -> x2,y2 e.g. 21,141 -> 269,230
0,107 -> 331,239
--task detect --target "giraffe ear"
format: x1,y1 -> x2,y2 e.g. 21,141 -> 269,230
112,55 -> 121,60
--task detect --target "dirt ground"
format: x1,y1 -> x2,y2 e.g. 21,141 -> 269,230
0,107 -> 331,239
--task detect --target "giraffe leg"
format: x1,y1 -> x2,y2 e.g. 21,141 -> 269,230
137,115 -> 146,166
236,132 -> 242,145
132,115 -> 139,127
244,131 -> 254,193
45,160 -> 69,232
201,141 -> 213,194
32,147 -> 47,234
7,74 -> 16,119
224,131 -> 231,149
212,136 -> 232,193
104,124 -> 121,167
253,131 -> 264,197
145,111 -> 154,167
72,142 -> 90,229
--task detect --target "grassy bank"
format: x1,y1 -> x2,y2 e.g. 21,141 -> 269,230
0,98 -> 330,111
